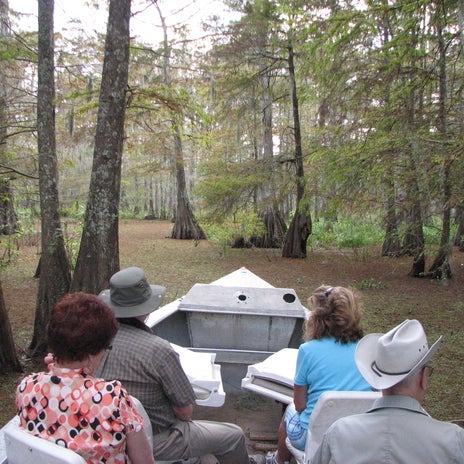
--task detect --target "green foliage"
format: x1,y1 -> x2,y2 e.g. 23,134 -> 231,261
201,211 -> 266,256
308,218 -> 384,250
196,158 -> 270,220
0,235 -> 19,268
119,209 -> 141,220
62,221 -> 82,271
60,201 -> 85,219
0,210 -> 41,268
423,220 -> 455,246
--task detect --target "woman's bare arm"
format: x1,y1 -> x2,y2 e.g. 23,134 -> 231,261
126,429 -> 155,464
294,384 -> 308,413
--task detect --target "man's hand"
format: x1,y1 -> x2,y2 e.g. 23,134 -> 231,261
172,403 -> 193,421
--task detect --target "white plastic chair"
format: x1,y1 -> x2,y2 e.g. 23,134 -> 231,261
286,390 -> 381,464
3,395 -> 153,464
3,417 -> 85,464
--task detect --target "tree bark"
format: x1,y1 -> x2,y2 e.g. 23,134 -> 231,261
71,0 -> 131,293
282,43 -> 311,258
428,6 -> 453,279
381,177 -> 401,257
170,124 -> 206,240
0,179 -> 18,235
406,200 -> 426,277
250,207 -> 287,248
0,0 -> 18,236
405,154 -> 426,277
0,2 -> 21,368
0,278 -> 22,374
154,4 -> 205,241
282,212 -> 311,258
30,0 -> 71,356
454,203 -> 464,251
252,0 -> 285,248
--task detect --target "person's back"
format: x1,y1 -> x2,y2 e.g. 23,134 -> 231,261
96,319 -> 194,433
16,293 -> 154,464
310,319 -> 464,464
312,395 -> 464,463
267,285 -> 370,464
17,369 -> 144,464
295,337 -> 371,426
96,266 -> 266,464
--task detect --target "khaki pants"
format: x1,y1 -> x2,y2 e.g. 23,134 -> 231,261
153,419 -> 249,464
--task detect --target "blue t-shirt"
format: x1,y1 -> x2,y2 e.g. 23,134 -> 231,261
294,337 -> 371,428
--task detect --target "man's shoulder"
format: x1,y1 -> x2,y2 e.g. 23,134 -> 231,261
329,405 -> 464,434
116,324 -> 172,350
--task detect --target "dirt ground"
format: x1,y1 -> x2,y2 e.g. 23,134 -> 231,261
1,219 -> 463,457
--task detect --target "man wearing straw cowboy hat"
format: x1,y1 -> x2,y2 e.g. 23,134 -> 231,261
310,319 -> 464,463
95,266 -> 265,464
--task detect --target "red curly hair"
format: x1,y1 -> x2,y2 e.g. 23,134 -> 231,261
47,292 -> 118,362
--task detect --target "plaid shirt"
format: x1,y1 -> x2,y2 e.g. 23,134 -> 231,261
95,322 -> 196,433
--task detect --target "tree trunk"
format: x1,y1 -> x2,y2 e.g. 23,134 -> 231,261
30,0 -> 71,356
0,0 -> 18,236
0,278 -> 22,374
250,207 -> 287,248
455,0 -> 464,253
282,212 -> 311,258
406,195 -> 426,277
454,202 -> 464,251
154,4 -> 205,241
381,179 -> 401,257
282,43 -> 311,258
170,126 -> 206,240
252,0 -> 285,248
428,8 -> 452,279
0,179 -> 18,235
71,0 -> 131,293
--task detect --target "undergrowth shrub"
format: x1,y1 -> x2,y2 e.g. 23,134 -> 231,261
309,218 -> 384,250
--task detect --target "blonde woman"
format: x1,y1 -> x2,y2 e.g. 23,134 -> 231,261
267,286 -> 371,464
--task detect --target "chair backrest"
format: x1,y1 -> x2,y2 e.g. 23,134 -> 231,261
4,396 -> 152,464
4,421 -> 86,464
130,395 -> 153,450
305,390 -> 381,463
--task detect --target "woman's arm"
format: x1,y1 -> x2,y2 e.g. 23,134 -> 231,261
294,384 -> 308,413
126,429 -> 155,464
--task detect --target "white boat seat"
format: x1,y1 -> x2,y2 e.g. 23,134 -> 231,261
3,416 -> 86,464
171,343 -> 225,407
241,348 -> 298,404
2,396 -> 153,464
286,390 -> 381,464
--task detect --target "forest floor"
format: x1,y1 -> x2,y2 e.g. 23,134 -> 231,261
1,219 -> 463,453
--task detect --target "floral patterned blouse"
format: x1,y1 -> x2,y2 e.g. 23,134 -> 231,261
16,365 -> 144,464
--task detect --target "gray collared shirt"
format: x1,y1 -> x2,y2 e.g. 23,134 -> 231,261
310,395 -> 464,464
95,323 -> 196,433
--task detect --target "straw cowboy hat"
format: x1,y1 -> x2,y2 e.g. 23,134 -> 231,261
355,319 -> 442,390
99,267 -> 166,318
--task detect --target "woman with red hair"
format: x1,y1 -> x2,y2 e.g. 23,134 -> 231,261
15,292 -> 154,464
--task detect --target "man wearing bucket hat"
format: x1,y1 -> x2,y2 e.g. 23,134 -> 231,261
95,267 -> 265,464
310,319 -> 464,463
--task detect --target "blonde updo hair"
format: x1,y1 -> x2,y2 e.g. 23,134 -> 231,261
305,285 -> 364,343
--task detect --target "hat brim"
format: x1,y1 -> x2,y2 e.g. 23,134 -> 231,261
355,333 -> 442,390
99,284 -> 166,318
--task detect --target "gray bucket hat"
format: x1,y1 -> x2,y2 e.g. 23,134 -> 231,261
99,267 -> 166,318
355,319 -> 442,390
